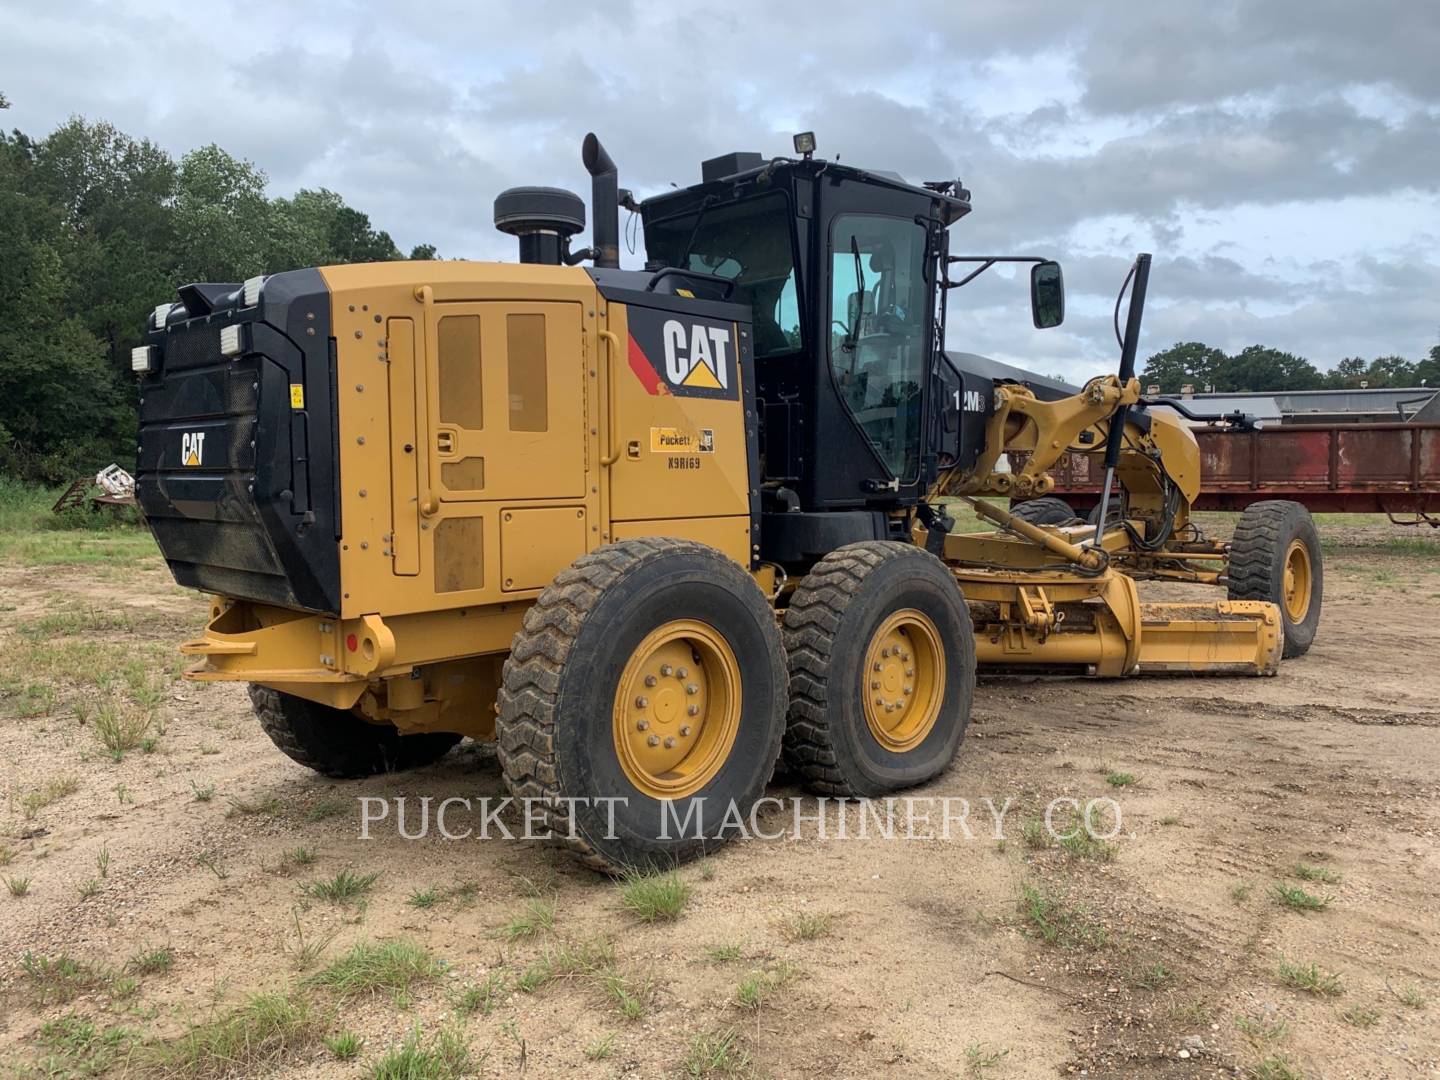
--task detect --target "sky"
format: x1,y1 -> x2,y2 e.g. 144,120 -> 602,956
2,0 -> 1438,382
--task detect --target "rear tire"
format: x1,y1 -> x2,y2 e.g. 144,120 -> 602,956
1227,500 -> 1323,658
1009,496 -> 1078,526
782,542 -> 975,796
248,686 -> 461,778
496,538 -> 787,871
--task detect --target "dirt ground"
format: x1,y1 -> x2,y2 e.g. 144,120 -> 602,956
1,516 -> 1437,1078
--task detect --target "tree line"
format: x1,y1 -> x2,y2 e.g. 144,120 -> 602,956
1140,341 -> 1440,396
0,94 -> 434,482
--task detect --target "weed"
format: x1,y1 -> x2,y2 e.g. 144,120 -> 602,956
682,1028 -> 751,1078
21,774 -> 80,819
1158,814 -> 1181,826
307,867 -> 380,902
1271,883 -> 1331,912
310,938 -> 441,999
452,971 -> 506,1015
77,877 -> 102,900
326,1031 -> 364,1060
1275,957 -> 1343,997
619,868 -> 691,922
707,943 -> 744,964
96,845 -> 110,878
1341,1005 -> 1380,1028
1236,1014 -> 1289,1044
1135,961 -> 1174,989
735,961 -> 798,1011
0,842 -> 14,866
128,944 -> 175,975
195,851 -> 228,880
1059,826 -> 1115,862
35,1012 -> 138,1076
1391,983 -> 1428,1008
305,797 -> 346,821
596,966 -> 654,1020
965,1042 -> 1010,1076
282,909 -> 339,971
190,780 -> 216,802
408,886 -> 441,909
277,846 -> 317,874
698,860 -> 717,882
115,784 -> 133,805
228,794 -> 287,818
370,1025 -> 477,1080
20,952 -> 111,1005
1293,862 -> 1341,884
781,911 -> 835,941
94,704 -> 152,761
586,1031 -> 618,1061
1018,883 -> 1108,949
1021,817 -> 1050,850
1252,1056 -> 1304,1080
1103,770 -> 1138,788
497,896 -> 555,939
7,874 -> 32,897
139,991 -> 320,1078
1231,882 -> 1255,902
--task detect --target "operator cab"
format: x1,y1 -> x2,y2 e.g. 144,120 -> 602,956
641,149 -> 967,538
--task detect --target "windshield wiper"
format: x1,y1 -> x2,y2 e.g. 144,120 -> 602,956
677,195 -> 718,271
843,234 -> 866,357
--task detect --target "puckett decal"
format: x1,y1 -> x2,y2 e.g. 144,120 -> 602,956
626,307 -> 740,401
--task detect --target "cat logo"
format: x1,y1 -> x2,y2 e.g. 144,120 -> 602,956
662,319 -> 731,391
180,431 -> 206,467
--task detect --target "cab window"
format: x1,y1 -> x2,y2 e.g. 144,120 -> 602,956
828,214 -> 929,481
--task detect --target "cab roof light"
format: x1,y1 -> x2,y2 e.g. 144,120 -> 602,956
241,275 -> 265,307
219,324 -> 247,358
130,345 -> 157,374
152,302 -> 175,330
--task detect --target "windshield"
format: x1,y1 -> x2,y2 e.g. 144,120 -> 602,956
645,193 -> 800,358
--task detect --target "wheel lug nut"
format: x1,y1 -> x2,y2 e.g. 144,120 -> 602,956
664,736 -> 676,749
647,735 -> 660,747
870,680 -> 880,690
873,662 -> 883,672
644,675 -> 657,688
687,704 -> 699,716
680,725 -> 692,736
660,664 -> 673,676
635,695 -> 648,708
874,697 -> 884,707
686,683 -> 699,695
881,647 -> 891,658
636,719 -> 649,731
903,686 -> 913,695
885,703 -> 895,713
905,668 -> 915,677
676,666 -> 688,678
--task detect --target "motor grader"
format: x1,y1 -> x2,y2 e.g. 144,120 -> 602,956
132,132 -> 1322,868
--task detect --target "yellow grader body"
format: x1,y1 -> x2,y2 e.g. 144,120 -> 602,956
137,134 -> 1319,868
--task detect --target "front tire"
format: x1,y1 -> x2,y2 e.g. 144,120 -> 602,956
1227,500 -> 1323,658
496,538 -> 787,871
1009,496 -> 1078,526
782,542 -> 975,796
248,686 -> 461,778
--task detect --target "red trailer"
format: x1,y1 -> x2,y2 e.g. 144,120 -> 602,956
1044,422 -> 1440,524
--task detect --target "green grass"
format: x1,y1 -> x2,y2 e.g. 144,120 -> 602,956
310,939 -> 441,1000
305,797 -> 346,821
706,943 -> 744,963
326,1030 -> 364,1060
370,1025 -> 479,1080
138,991 -> 320,1078
127,943 -> 175,975
1271,882 -> 1331,912
1293,862 -> 1342,884
682,1028 -> 751,1078
34,1012 -> 139,1076
227,794 -> 287,817
496,897 -> 556,939
734,961 -> 797,1011
1103,769 -> 1138,787
20,953 -> 113,1005
21,774 -> 80,819
1018,883 -> 1109,949
1392,983 -> 1428,1008
585,1032 -> 618,1061
1342,1005 -> 1380,1028
452,971 -> 507,1016
618,868 -> 692,922
781,911 -> 835,941
1275,957 -> 1343,997
1134,960 -> 1174,989
1235,1014 -> 1289,1044
306,867 -> 380,902
1251,1056 -> 1304,1080
964,1043 -> 1010,1076
408,886 -> 441,909
93,703 -> 153,761
6,874 -> 32,897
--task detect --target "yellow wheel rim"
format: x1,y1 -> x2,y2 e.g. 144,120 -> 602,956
1282,538 -> 1312,622
613,619 -> 741,800
861,609 -> 945,754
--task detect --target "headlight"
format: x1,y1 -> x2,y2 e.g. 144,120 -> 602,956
152,302 -> 175,329
130,345 -> 157,374
219,324 -> 247,358
242,275 -> 265,307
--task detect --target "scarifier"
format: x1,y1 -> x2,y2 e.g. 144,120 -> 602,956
132,132 -> 1322,868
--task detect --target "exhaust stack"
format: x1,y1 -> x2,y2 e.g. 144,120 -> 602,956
582,133 -> 620,269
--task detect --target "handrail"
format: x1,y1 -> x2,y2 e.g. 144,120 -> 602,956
598,329 -> 622,465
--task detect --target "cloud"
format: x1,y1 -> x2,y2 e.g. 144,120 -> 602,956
0,0 -> 1436,370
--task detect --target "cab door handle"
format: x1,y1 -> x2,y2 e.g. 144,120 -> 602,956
436,431 -> 455,455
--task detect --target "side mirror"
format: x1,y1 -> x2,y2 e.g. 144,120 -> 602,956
1030,261 -> 1064,329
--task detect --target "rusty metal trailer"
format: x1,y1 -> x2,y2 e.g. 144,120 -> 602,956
1044,422 -> 1440,524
